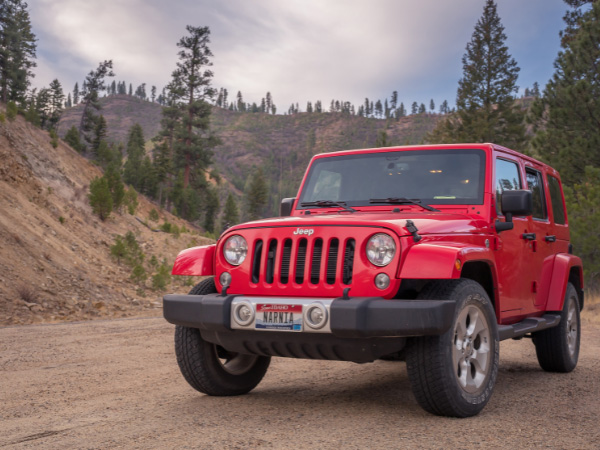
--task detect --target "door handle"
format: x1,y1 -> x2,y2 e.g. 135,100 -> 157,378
522,233 -> 536,240
545,235 -> 556,242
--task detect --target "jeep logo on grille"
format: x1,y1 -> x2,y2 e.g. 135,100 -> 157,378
293,228 -> 314,236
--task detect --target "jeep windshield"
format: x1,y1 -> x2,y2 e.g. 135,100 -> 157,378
297,149 -> 486,209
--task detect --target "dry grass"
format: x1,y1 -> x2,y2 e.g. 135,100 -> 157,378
582,291 -> 600,325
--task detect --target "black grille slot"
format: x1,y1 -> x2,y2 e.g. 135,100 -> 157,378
295,239 -> 308,284
252,240 -> 263,283
310,238 -> 323,284
342,239 -> 355,285
326,239 -> 339,284
266,240 -> 277,284
280,239 -> 292,284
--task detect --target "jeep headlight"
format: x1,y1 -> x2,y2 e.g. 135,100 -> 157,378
366,233 -> 396,267
223,235 -> 248,266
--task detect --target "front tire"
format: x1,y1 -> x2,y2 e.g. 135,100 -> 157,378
406,279 -> 499,417
174,278 -> 271,396
533,282 -> 580,373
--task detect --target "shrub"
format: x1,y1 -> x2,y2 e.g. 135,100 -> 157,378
160,221 -> 172,233
131,264 -> 147,285
6,102 -> 18,121
0,112 -> 5,123
152,263 -> 171,291
149,208 -> 159,222
124,189 -> 138,215
49,129 -> 59,148
58,216 -> 65,224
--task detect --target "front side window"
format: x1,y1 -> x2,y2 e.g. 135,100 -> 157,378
526,168 -> 547,220
495,158 -> 521,214
298,149 -> 486,207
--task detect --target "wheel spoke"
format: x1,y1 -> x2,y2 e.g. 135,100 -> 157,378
470,310 -> 486,338
457,358 -> 469,388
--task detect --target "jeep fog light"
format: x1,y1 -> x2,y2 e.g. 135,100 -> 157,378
366,233 -> 396,266
233,301 -> 254,326
219,272 -> 232,287
305,303 -> 328,330
375,273 -> 390,290
223,235 -> 248,266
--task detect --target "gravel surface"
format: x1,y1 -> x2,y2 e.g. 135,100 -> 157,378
1,317 -> 599,449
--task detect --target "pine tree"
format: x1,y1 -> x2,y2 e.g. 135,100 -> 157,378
391,91 -> 398,110
529,1 -> 600,186
151,85 -> 156,102
128,83 -> 132,96
73,82 -> 79,104
397,102 -> 406,118
411,102 -> 418,115
0,0 -> 36,105
246,167 -> 268,221
223,192 -> 239,226
89,176 -> 113,221
47,79 -> 64,130
92,115 -> 107,153
78,60 -> 114,152
169,25 -> 220,191
531,81 -> 540,97
64,125 -> 82,151
428,0 -> 525,148
375,130 -> 389,147
203,187 -> 219,233
66,92 -> 72,108
429,99 -> 435,112
315,100 -> 322,113
375,100 -> 382,118
418,103 -> 426,114
123,123 -> 145,189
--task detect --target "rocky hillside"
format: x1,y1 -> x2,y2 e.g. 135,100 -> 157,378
0,106 -> 212,326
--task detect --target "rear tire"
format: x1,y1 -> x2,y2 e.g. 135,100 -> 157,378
533,282 -> 580,373
174,278 -> 271,396
406,279 -> 499,417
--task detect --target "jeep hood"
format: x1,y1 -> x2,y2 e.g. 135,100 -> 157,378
224,210 -> 490,238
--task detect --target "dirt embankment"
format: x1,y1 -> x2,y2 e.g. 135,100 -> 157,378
1,317 -> 599,449
0,108 -> 210,326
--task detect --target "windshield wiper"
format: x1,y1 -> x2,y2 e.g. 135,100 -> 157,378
300,200 -> 356,212
369,197 -> 440,212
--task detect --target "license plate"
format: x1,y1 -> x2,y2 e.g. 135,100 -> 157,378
255,304 -> 302,331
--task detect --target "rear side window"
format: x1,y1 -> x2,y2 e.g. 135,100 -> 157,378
496,158 -> 521,214
547,175 -> 566,225
526,168 -> 547,220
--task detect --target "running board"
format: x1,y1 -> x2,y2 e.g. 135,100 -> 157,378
498,313 -> 561,341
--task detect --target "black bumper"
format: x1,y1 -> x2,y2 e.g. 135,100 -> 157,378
163,294 -> 455,338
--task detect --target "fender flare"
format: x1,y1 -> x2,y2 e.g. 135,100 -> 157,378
171,244 -> 216,276
398,242 -> 495,280
546,253 -> 584,311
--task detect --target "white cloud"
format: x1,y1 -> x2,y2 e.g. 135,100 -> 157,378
28,0 -> 566,110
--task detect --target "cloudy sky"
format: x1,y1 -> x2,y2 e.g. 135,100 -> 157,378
28,0 -> 568,112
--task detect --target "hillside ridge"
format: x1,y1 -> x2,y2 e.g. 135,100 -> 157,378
0,105 -> 211,325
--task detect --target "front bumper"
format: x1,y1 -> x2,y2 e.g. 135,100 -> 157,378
163,293 -> 455,338
163,294 -> 454,363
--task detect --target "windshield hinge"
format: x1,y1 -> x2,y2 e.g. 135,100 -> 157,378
405,220 -> 422,243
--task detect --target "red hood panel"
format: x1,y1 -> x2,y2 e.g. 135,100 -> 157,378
225,211 -> 490,237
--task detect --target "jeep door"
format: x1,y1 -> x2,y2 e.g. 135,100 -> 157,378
493,155 -> 534,320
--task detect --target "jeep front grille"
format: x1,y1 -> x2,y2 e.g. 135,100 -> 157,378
250,236 -> 355,286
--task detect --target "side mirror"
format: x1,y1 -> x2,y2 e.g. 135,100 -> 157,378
280,197 -> 296,216
496,190 -> 532,232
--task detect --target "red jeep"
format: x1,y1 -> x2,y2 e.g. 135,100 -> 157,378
163,143 -> 583,417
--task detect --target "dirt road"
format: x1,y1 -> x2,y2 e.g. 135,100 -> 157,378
1,317 -> 599,449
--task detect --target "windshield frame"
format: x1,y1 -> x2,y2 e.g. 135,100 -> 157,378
296,148 -> 487,209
